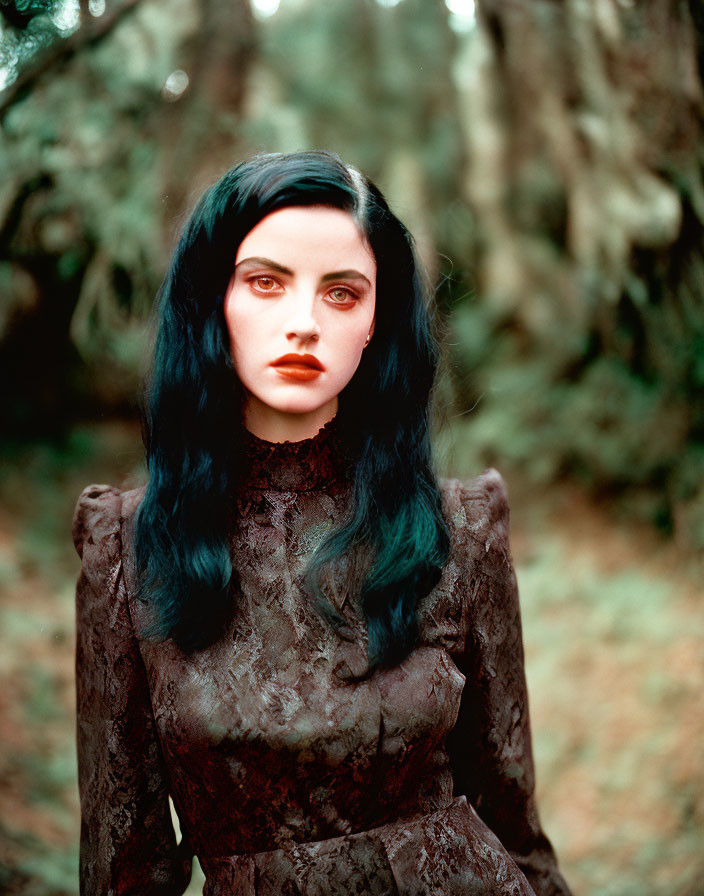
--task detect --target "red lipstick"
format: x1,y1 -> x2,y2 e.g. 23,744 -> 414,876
270,353 -> 324,381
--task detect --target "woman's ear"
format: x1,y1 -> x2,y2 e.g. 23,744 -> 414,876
364,317 -> 375,347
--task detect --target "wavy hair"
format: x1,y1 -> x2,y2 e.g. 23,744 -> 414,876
135,150 -> 450,669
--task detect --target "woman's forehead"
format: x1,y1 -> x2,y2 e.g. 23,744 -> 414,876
235,206 -> 376,274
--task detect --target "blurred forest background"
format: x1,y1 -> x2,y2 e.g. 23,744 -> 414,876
0,0 -> 703,893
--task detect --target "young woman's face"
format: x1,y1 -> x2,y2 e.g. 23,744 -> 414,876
224,205 -> 377,442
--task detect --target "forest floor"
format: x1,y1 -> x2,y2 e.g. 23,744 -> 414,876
0,422 -> 702,896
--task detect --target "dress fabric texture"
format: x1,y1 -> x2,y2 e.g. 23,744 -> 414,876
73,419 -> 572,896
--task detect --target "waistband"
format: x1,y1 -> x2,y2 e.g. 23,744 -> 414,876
199,795 -> 534,896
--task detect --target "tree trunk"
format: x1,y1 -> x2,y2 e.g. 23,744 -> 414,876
155,0 -> 256,227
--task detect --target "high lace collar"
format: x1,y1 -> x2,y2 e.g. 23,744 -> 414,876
238,416 -> 351,492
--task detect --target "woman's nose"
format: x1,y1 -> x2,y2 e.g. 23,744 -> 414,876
285,296 -> 321,342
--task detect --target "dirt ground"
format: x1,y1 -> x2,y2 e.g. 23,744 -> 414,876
0,423 -> 702,895
509,480 -> 704,896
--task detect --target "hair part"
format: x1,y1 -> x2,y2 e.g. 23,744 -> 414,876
345,163 -> 369,220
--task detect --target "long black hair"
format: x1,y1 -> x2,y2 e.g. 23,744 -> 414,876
135,150 -> 450,669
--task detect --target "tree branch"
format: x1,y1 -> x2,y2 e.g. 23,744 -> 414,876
0,0 -> 143,118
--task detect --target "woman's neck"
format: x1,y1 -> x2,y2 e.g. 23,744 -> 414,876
242,396 -> 339,444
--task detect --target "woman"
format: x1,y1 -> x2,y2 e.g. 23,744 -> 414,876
73,151 -> 572,895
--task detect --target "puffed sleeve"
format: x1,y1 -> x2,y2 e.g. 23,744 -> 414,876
73,484 -> 193,895
445,471 -> 573,896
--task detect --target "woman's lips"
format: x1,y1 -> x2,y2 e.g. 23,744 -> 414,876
272,364 -> 322,381
270,354 -> 324,381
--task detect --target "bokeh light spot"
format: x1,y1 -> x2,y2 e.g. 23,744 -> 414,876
444,0 -> 476,31
251,0 -> 280,17
162,70 -> 190,101
50,0 -> 81,34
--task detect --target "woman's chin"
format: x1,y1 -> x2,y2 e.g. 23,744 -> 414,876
273,405 -> 336,420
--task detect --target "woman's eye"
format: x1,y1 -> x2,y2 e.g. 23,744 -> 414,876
328,287 -> 356,304
250,277 -> 279,293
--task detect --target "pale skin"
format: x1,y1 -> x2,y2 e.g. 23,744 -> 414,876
224,205 -> 377,443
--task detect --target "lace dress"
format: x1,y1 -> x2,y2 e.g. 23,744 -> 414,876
73,419 -> 572,896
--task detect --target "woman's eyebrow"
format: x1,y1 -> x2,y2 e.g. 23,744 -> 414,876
321,270 -> 372,287
236,259 -> 373,289
235,256 -> 292,275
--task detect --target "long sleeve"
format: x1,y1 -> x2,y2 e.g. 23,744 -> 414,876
73,484 -> 193,896
446,471 -> 572,896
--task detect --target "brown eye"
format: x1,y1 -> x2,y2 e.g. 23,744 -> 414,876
250,276 -> 279,293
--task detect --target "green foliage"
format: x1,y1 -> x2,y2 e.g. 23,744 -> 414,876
515,524 -> 703,896
441,150 -> 704,547
446,300 -> 704,544
1,0 -> 196,425
0,423 -> 145,578
0,1 -> 66,92
1,0 -> 703,544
